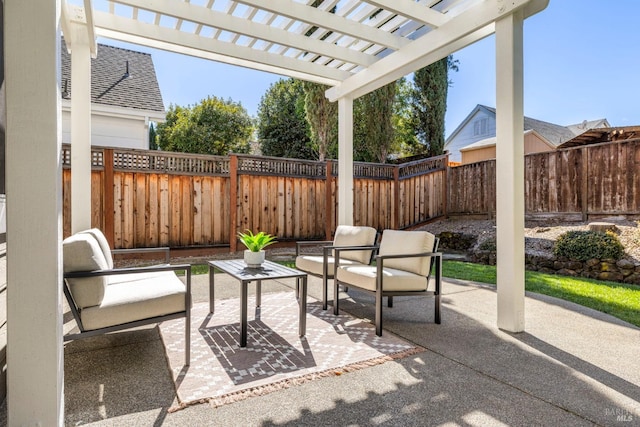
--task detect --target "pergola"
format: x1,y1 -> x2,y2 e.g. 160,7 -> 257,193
5,0 -> 548,423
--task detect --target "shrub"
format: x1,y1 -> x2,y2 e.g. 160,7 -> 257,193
478,238 -> 497,252
553,230 -> 624,261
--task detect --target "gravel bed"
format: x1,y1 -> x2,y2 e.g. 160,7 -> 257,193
418,217 -> 640,261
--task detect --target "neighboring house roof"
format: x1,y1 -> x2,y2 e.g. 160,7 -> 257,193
480,105 -> 577,147
565,119 -> 610,135
447,104 -> 610,152
61,38 -> 165,112
557,126 -> 640,149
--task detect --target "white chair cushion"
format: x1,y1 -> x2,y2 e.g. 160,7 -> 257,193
332,225 -> 377,264
63,233 -> 109,309
295,255 -> 360,277
336,265 -> 427,292
79,228 -> 114,269
378,230 -> 435,276
80,271 -> 186,330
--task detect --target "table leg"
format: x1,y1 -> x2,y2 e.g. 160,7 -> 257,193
299,276 -> 307,337
241,280 -> 248,347
256,280 -> 262,307
209,264 -> 215,314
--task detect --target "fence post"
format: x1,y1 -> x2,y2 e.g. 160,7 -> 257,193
325,160 -> 333,240
443,154 -> 449,219
581,147 -> 589,221
229,155 -> 239,252
393,165 -> 400,229
103,148 -> 115,249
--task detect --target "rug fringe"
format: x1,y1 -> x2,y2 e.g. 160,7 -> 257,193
167,345 -> 425,413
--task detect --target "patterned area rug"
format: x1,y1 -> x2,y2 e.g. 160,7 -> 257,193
160,292 -> 423,411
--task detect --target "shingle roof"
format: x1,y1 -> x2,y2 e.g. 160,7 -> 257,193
481,105 -> 576,146
61,38 -> 164,112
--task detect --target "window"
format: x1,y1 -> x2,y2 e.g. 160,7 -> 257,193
473,118 -> 488,136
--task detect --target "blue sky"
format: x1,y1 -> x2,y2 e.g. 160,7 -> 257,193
100,0 -> 640,138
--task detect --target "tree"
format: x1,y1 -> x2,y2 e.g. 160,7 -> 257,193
353,82 -> 397,163
148,122 -> 158,150
256,79 -> 314,159
409,56 -> 458,157
156,97 -> 253,155
303,81 -> 338,161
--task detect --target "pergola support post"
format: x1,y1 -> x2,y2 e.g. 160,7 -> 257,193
337,96 -> 354,226
5,0 -> 64,424
70,21 -> 93,233
495,10 -> 525,332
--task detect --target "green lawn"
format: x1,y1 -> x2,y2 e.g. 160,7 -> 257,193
186,259 -> 640,327
443,260 -> 640,327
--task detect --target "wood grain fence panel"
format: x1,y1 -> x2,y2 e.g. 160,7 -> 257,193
193,176 -> 202,245
285,177 -> 294,238
300,179 -> 309,237
182,176 -> 194,246
158,175 -> 170,246
169,176 -> 181,246
62,169 -> 71,238
134,174 -> 146,246
113,173 -> 123,247
147,173 -> 159,247
277,177 -> 285,236
630,142 -> 640,212
122,173 -> 135,248
91,171 -> 103,230
201,177 -> 213,244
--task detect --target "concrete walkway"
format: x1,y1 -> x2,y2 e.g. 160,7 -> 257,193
4,272 -> 640,426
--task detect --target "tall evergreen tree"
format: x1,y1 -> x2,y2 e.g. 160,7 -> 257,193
148,122 -> 158,150
257,79 -> 313,159
353,82 -> 397,163
410,56 -> 458,157
303,82 -> 338,161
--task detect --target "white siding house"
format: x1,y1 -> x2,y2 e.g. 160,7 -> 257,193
445,104 -> 609,163
61,39 -> 165,149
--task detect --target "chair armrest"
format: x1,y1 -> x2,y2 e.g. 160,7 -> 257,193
64,263 -> 191,279
295,240 -> 333,256
376,252 -> 442,261
112,247 -> 171,264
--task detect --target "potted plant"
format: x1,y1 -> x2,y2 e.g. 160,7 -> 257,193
238,230 -> 277,267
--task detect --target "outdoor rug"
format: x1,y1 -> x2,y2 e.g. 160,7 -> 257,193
159,291 -> 423,411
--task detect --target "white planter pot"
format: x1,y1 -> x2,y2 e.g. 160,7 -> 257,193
244,249 -> 265,268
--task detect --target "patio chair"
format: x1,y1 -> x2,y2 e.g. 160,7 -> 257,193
295,225 -> 378,310
62,228 -> 191,365
334,229 -> 441,336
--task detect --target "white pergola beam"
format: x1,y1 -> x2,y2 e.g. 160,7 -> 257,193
113,0 -> 376,67
365,0 -> 449,28
326,0 -> 548,102
5,0 -> 64,424
236,0 -> 409,50
94,13 -> 350,84
495,10 -> 525,332
61,1 -> 98,57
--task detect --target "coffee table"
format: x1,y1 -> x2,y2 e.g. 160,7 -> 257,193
208,259 -> 308,347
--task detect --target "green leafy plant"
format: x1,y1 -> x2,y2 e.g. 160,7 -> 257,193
237,230 -> 277,252
553,230 -> 624,261
478,238 -> 497,252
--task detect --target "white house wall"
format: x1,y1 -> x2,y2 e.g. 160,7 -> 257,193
446,110 -> 496,163
62,110 -> 151,149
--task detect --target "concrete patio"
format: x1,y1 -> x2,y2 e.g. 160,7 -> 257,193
3,269 -> 637,426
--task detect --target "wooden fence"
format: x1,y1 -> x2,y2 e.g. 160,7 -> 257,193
62,146 -> 448,250
447,138 -> 640,220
